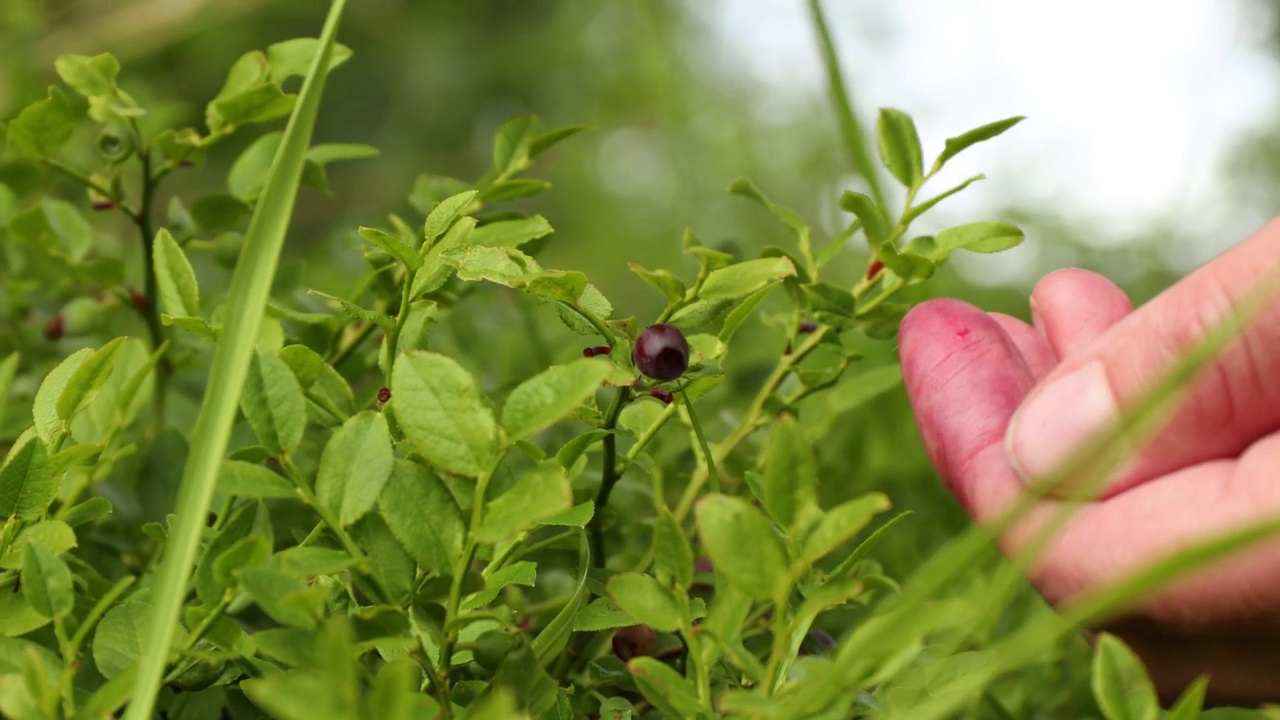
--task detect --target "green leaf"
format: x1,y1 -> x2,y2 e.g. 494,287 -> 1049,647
903,174 -> 985,225
627,657 -> 700,718
605,573 -> 683,632
652,508 -> 694,591
470,216 -> 553,248
60,496 -> 113,527
6,86 -> 82,156
760,414 -> 818,529
213,535 -> 272,589
20,543 -> 73,618
55,336 -> 126,423
278,344 -> 356,418
1092,634 -> 1159,720
54,53 -> 120,97
478,179 -> 551,203
629,263 -> 686,306
572,598 -> 635,632
240,348 -> 307,457
695,494 -> 789,601
196,501 -> 269,604
802,283 -> 857,330
358,226 -> 422,271
531,534 -> 590,666
492,115 -> 541,178
307,290 -> 395,333
933,221 -> 1025,256
876,243 -> 935,281
699,257 -> 796,301
306,142 -> 378,165
9,199 -> 93,261
127,4 -> 349,715
476,463 -> 572,543
798,493 -> 891,568
463,561 -> 538,610
266,38 -> 354,82
0,434 -> 53,521
316,411 -> 394,526
422,190 -> 478,248
208,84 -> 295,133
238,565 -> 323,629
153,228 -> 200,319
93,602 -> 152,680
218,459 -> 295,499
827,365 -> 903,416
191,193 -> 251,233
502,358 -> 609,442
838,191 -> 888,247
378,459 -> 464,576
530,124 -> 588,157
32,350 -> 89,446
933,116 -> 1025,172
392,351 -> 498,477
440,244 -> 535,288
877,108 -> 924,187
540,500 -> 594,528
229,132 -> 285,203
0,353 -> 18,431
1163,676 -> 1209,720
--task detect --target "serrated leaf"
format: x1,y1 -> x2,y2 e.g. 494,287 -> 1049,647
798,493 -> 891,568
629,263 -> 686,305
470,216 -> 553,248
463,561 -> 537,610
627,657 -> 700,718
6,86 -> 82,156
492,115 -> 541,178
476,463 -> 571,543
20,543 -> 73,618
652,509 -> 693,591
502,359 -> 609,441
572,598 -> 634,632
240,348 -> 306,457
606,573 -> 683,633
1092,634 -> 1159,720
217,460 -> 295,499
877,108 -> 924,187
153,228 -> 199,319
55,336 -> 126,422
933,221 -> 1024,256
760,414 -> 818,529
839,191 -> 889,247
307,290 -> 395,333
358,226 -> 422,271
422,190 -> 478,248
316,411 -> 394,526
378,459 -> 464,576
933,116 -> 1025,172
699,257 -> 795,301
0,434 -> 53,521
696,494 -> 788,601
32,350 -> 89,446
55,53 -> 120,97
392,351 -> 498,477
93,602 -> 152,679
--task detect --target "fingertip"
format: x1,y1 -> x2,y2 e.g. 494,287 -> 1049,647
1031,268 -> 1134,357
989,312 -> 1056,379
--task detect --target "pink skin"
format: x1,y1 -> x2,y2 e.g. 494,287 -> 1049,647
898,217 -> 1280,705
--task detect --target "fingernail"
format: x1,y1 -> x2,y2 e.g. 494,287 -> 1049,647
1006,361 -> 1119,481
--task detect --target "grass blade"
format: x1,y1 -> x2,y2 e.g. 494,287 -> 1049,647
122,2 -> 348,717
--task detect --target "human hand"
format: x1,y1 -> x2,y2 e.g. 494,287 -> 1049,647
898,217 -> 1280,705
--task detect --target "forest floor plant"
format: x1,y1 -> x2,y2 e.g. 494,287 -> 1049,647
2,1 -> 1279,719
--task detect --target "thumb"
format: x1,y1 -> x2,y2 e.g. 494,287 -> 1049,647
1006,216 -> 1280,497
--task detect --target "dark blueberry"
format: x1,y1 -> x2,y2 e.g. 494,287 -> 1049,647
866,259 -> 884,280
800,629 -> 837,656
648,388 -> 674,404
633,323 -> 689,381
44,315 -> 64,342
377,387 -> 392,404
612,625 -> 656,662
582,345 -> 611,358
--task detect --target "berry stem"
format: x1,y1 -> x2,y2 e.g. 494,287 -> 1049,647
680,389 -> 719,494
590,386 -> 632,568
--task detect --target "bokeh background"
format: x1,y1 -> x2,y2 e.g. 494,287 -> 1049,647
3,2 -> 1279,713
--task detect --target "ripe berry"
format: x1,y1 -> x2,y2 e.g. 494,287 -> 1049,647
612,625 -> 656,662
91,200 -> 117,212
800,629 -> 837,656
633,323 -> 689,381
866,259 -> 885,280
128,289 -> 149,315
798,321 -> 818,334
582,345 -> 611,358
44,315 -> 65,342
377,387 -> 392,403
648,388 -> 673,405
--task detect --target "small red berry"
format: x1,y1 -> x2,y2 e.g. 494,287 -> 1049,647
44,315 -> 65,341
377,387 -> 392,403
582,345 -> 611,358
128,289 -> 148,314
633,324 -> 689,381
866,259 -> 884,279
179,160 -> 195,168
612,625 -> 656,662
91,200 -> 117,212
798,322 -> 818,334
648,388 -> 673,404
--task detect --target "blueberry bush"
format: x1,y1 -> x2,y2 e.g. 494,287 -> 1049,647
0,2 -> 1270,719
